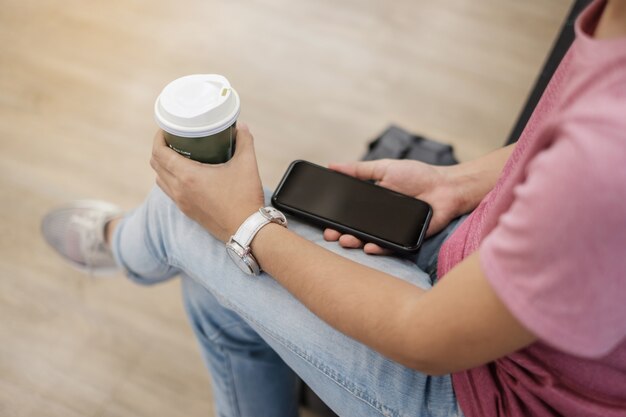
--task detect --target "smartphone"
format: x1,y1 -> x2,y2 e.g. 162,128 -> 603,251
271,160 -> 432,254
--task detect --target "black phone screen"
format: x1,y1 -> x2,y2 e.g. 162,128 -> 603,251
272,161 -> 432,249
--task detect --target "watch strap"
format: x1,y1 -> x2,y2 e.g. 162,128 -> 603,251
232,211 -> 271,248
231,206 -> 288,248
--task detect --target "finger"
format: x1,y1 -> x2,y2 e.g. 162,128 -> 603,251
363,243 -> 392,256
328,160 -> 390,182
338,234 -> 364,249
425,216 -> 444,238
232,121 -> 255,159
323,228 -> 341,241
152,130 -> 193,175
152,129 -> 169,159
328,162 -> 358,175
238,121 -> 249,131
152,130 -> 178,174
150,151 -> 178,190
375,179 -> 403,194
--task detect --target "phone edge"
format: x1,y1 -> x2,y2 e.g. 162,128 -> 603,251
271,160 -> 433,255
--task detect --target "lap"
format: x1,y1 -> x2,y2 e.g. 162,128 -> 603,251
145,187 -> 463,416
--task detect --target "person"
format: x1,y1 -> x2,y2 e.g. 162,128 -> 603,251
42,1 -> 626,416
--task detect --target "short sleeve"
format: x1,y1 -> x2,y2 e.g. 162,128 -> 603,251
480,110 -> 626,359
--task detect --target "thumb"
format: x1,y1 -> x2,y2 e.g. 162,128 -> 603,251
233,122 -> 255,158
329,160 -> 390,181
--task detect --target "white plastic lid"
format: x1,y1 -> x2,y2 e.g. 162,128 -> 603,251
154,74 -> 240,138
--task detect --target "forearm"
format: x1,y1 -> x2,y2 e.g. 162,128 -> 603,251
444,143 -> 516,214
152,125 -> 533,376
251,223 -> 536,375
249,144 -> 516,357
251,223 -> 426,367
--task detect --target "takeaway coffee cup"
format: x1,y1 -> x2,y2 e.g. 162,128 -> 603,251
154,74 -> 240,164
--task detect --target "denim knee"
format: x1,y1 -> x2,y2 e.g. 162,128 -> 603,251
182,276 -> 270,351
112,186 -> 180,284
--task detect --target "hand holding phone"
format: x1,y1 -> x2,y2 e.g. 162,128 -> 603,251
272,160 -> 433,254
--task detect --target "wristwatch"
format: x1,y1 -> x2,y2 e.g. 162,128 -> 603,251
226,206 -> 288,275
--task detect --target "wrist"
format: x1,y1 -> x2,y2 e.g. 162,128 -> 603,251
250,222 -> 283,253
225,207 -> 288,276
440,144 -> 515,216
210,206 -> 261,243
439,165 -> 485,216
229,206 -> 262,236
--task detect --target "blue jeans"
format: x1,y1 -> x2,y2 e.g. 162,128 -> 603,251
111,187 -> 466,417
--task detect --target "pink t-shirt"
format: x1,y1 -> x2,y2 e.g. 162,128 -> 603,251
437,1 -> 626,416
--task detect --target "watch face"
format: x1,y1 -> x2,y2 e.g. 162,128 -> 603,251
227,245 -> 251,274
227,244 -> 258,275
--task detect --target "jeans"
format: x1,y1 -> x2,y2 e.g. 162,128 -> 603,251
111,186 -> 466,417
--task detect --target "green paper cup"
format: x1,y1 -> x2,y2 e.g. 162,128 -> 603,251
155,74 -> 241,164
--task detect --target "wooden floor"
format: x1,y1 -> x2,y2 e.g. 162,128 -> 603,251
0,0 -> 570,415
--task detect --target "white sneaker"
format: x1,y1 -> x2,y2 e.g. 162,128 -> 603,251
41,200 -> 124,276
